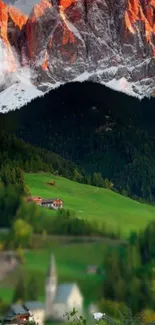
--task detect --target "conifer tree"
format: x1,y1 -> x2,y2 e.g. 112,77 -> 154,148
12,274 -> 26,303
27,275 -> 39,301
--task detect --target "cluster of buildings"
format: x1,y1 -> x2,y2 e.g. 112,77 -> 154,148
0,255 -> 83,325
26,197 -> 64,210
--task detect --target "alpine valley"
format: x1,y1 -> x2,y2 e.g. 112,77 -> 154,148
1,0 -> 155,112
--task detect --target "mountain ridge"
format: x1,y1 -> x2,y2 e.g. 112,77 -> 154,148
1,0 -> 155,112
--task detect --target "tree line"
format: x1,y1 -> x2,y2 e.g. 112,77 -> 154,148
12,274 -> 39,303
2,208 -> 120,250
0,131 -> 113,190
101,244 -> 154,315
99,222 -> 155,318
130,220 -> 155,265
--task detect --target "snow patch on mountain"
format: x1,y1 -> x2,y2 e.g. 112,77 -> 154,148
104,78 -> 142,100
0,67 -> 44,113
0,67 -> 146,113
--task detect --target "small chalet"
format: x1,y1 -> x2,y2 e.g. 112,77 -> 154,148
87,265 -> 98,274
41,198 -> 64,210
26,196 -> 42,206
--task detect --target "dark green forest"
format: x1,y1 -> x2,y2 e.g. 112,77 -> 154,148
99,239 -> 155,316
1,82 -> 155,202
0,131 -> 113,188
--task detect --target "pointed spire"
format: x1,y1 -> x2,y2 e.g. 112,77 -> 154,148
47,253 -> 56,278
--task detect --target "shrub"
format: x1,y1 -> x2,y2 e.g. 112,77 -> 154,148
66,307 -> 155,325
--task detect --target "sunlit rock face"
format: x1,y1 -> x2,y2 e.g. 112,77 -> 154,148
0,0 -> 27,73
1,0 -> 155,112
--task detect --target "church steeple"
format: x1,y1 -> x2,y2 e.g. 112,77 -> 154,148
47,254 -> 56,278
45,253 -> 57,319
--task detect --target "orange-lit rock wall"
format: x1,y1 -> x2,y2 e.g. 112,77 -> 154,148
125,0 -> 155,54
0,0 -> 27,72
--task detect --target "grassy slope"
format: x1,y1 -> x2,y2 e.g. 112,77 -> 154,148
25,173 -> 155,236
0,243 -> 105,306
2,174 -> 155,307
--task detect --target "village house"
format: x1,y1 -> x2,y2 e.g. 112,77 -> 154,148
41,198 -> 64,210
87,265 -> 98,274
0,302 -> 45,325
87,265 -> 104,275
23,302 -> 45,325
0,305 -> 31,325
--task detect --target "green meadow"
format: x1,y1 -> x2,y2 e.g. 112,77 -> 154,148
0,242 -> 106,306
25,173 -> 155,236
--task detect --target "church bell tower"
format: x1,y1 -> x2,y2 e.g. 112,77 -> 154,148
45,254 -> 57,319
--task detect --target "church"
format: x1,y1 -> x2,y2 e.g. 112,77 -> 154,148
8,254 -> 84,325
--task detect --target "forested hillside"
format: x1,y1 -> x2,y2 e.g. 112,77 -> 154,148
2,82 -> 155,202
0,132 -> 76,179
0,132 -> 115,239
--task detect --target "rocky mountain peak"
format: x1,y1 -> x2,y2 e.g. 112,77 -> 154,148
1,0 -> 155,112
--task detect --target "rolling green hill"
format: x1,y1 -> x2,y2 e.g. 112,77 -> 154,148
25,173 -> 155,236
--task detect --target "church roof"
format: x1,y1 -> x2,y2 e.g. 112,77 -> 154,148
9,302 -> 45,316
24,301 -> 45,311
54,283 -> 76,304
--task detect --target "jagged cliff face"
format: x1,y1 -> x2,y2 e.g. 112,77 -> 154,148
1,0 -> 155,112
0,0 -> 27,73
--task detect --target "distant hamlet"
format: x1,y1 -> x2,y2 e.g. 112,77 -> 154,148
26,197 -> 64,210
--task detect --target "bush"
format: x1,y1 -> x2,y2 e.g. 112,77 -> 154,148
66,307 -> 155,325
